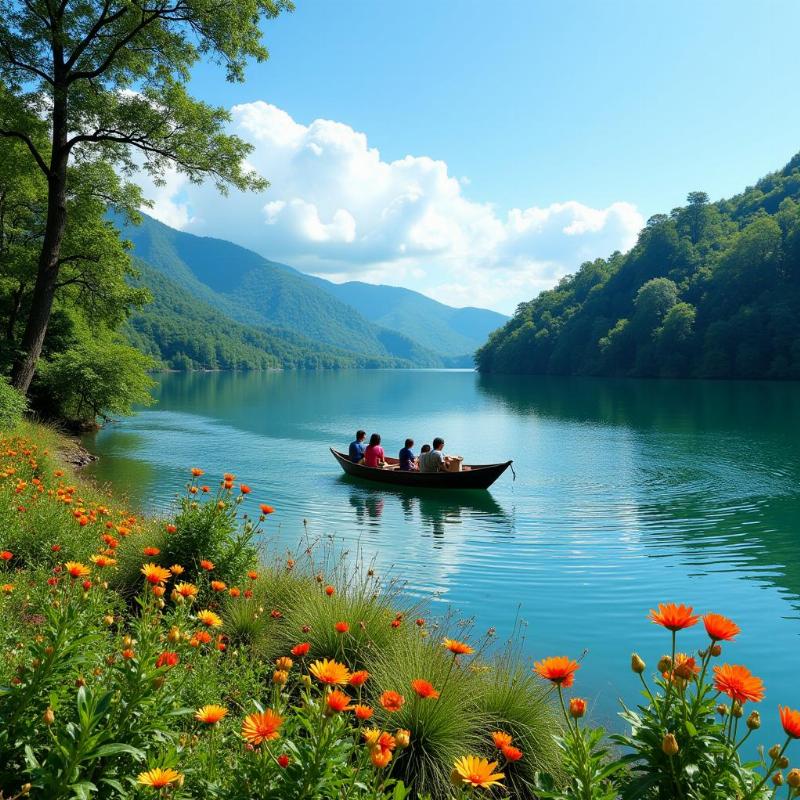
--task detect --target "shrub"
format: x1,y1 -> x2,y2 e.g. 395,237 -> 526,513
0,376 -> 26,428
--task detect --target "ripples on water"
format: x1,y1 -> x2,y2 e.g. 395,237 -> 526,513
85,371 -> 800,739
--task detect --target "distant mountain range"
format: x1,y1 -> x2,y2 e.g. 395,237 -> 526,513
118,213 -> 507,370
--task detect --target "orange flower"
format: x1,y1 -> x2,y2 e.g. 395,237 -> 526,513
309,658 -> 351,685
649,603 -> 699,632
2,583 -> 14,594
247,570 -> 258,580
669,653 -> 700,682
334,621 -> 349,634
195,704 -> 228,724
326,689 -> 353,713
703,613 -> 740,642
452,756 -> 505,789
291,642 -> 310,657
354,704 -> 373,720
137,768 -> 183,787
155,652 -> 179,669
1,550 -> 12,560
380,690 -> 405,712
443,638 -> 474,655
223,473 -> 235,482
65,561 -> 90,579
240,484 -> 251,494
242,709 -> 283,744
569,697 -> 587,718
371,748 -> 392,768
194,630 -> 212,644
502,744 -> 523,762
199,559 -> 214,571
260,504 -> 275,515
191,467 -> 204,476
534,656 -> 580,688
349,670 -> 370,687
780,706 -> 800,739
229,587 -> 241,598
196,610 -> 223,628
143,546 -> 160,556
141,563 -> 171,585
210,580 -> 227,592
174,582 -> 198,598
713,664 -> 765,704
170,564 -> 184,575
411,679 -> 440,699
325,585 -> 335,596
166,524 -> 177,533
492,731 -> 513,748
90,554 -> 117,567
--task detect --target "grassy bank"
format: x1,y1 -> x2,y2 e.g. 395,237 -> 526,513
0,421 -> 561,799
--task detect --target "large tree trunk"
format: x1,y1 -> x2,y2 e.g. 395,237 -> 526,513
11,94 -> 69,395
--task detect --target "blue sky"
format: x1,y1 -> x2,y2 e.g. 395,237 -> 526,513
148,1 -> 800,312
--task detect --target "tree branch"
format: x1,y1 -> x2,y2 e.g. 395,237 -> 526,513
63,1 -> 129,73
0,40 -> 56,85
0,130 -> 51,176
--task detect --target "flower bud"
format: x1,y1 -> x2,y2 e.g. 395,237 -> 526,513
43,707 -> 55,726
631,653 -> 645,674
75,676 -> 86,687
717,704 -> 729,717
769,744 -> 782,760
731,701 -> 743,718
788,769 -> 800,789
746,710 -> 761,730
773,772 -> 784,787
780,756 -> 790,769
657,655 -> 672,673
710,644 -> 722,657
276,656 -> 293,671
569,697 -> 587,719
20,785 -> 31,796
122,635 -> 134,648
395,729 -> 411,749
168,626 -> 181,643
662,733 -> 679,756
272,670 -> 288,686
300,674 -> 312,689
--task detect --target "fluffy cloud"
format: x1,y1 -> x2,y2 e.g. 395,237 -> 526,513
141,101 -> 643,313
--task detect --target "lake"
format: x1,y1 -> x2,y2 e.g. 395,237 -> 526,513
84,370 -> 800,743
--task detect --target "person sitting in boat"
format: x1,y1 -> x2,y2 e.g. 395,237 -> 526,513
398,438 -> 417,471
418,437 -> 447,472
349,430 -> 367,463
363,433 -> 386,468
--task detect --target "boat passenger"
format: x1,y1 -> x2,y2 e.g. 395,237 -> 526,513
363,433 -> 386,468
418,437 -> 446,472
349,430 -> 367,463
398,439 -> 417,471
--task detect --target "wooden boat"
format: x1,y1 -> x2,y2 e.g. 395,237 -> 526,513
330,449 -> 512,490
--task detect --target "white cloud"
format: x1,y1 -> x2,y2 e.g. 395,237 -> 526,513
140,101 -> 643,314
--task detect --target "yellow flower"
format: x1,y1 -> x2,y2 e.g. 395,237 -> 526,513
65,561 -> 90,579
452,755 -> 504,789
309,658 -> 351,685
136,767 -> 183,787
195,705 -> 228,724
196,609 -> 223,628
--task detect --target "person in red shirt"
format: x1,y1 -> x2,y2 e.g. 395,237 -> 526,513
363,433 -> 385,468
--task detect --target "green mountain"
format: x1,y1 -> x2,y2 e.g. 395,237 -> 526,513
125,261 -> 412,370
307,278 -> 508,358
477,154 -> 800,379
117,213 -> 443,366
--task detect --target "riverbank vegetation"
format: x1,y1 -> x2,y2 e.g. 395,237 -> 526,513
2,421 -> 800,799
477,155 -> 800,379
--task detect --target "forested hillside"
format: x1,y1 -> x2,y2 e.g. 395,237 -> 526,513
476,155 -> 800,379
125,262 -> 412,370
117,214 -> 442,366
309,278 -> 508,359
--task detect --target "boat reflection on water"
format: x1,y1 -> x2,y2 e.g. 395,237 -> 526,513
341,476 -> 510,541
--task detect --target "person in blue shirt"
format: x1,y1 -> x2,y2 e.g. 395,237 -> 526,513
349,430 -> 366,463
398,438 -> 417,471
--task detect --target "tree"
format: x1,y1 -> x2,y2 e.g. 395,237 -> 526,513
0,0 -> 291,393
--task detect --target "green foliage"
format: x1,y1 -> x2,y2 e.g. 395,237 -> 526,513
0,375 -> 26,427
36,333 -> 156,426
477,155 -> 800,378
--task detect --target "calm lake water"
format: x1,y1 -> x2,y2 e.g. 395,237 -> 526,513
84,370 -> 800,743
